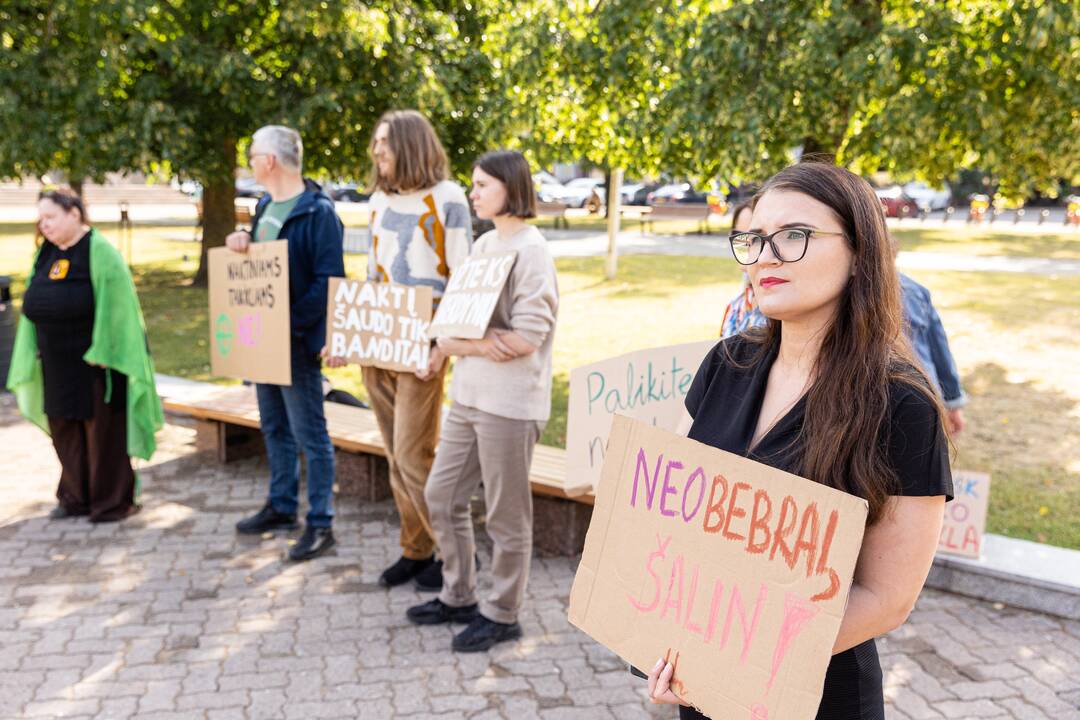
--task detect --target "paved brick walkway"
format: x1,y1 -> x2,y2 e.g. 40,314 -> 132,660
1,396 -> 1077,720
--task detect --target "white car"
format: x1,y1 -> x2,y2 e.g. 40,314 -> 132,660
903,182 -> 952,211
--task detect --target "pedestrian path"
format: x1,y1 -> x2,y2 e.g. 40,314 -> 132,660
1,395 -> 1077,719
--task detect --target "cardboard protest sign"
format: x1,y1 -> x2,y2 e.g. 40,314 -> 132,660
937,470 -> 991,559
566,341 -> 714,492
428,250 -> 517,339
569,415 -> 869,720
208,241 -> 291,385
326,279 -> 433,373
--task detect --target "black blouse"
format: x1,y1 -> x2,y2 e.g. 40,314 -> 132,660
678,335 -> 952,720
21,232 -> 125,419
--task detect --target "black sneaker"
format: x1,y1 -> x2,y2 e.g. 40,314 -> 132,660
287,526 -> 335,562
379,555 -> 434,587
452,615 -> 522,653
413,560 -> 443,591
48,505 -> 88,520
236,503 -> 299,535
414,554 -> 482,592
406,598 -> 479,626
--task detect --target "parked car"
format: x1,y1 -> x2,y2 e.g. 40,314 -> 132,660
874,185 -> 920,218
619,182 -> 661,206
235,177 -> 266,198
646,183 -> 709,205
329,182 -> 370,203
902,182 -> 951,211
561,177 -> 605,210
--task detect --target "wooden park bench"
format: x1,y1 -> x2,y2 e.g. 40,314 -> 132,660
536,200 -> 570,230
160,382 -> 595,556
639,203 -> 713,234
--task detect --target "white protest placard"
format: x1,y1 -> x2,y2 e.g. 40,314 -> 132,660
208,241 -> 291,385
566,341 -> 714,493
570,415 -> 868,720
428,250 -> 517,339
326,279 -> 433,373
937,470 -> 991,559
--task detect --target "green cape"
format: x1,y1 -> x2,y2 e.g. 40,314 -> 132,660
6,228 -> 164,460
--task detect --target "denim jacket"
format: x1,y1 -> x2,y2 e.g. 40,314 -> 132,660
900,273 -> 967,408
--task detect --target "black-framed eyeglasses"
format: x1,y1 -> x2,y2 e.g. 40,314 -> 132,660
728,227 -> 845,265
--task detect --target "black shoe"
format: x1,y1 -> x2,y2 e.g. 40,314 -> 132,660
414,554 -> 482,592
413,560 -> 443,591
379,555 -> 434,587
236,503 -> 299,534
288,526 -> 335,562
406,598 -> 479,626
452,615 -> 522,653
48,505 -> 88,520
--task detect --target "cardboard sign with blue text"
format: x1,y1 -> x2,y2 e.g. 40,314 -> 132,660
937,470 -> 990,559
566,341 -> 714,493
428,250 -> 517,339
208,241 -> 291,385
326,279 -> 433,373
569,415 -> 869,720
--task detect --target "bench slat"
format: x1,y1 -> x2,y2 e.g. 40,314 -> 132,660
164,386 -> 593,502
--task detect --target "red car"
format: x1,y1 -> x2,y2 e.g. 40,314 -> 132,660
874,186 -> 920,218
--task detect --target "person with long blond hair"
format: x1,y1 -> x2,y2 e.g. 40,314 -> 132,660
331,110 -> 472,590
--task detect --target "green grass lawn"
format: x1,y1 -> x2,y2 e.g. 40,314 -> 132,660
2,223 -> 1077,549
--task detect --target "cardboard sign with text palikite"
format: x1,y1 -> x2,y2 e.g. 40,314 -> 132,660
569,415 -> 869,720
428,250 -> 516,339
208,241 -> 291,385
326,279 -> 433,372
566,341 -> 714,494
937,470 -> 990,559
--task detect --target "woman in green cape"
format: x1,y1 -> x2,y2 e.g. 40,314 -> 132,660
7,188 -> 163,522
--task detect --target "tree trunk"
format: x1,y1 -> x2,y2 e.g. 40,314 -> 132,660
193,175 -> 235,286
193,136 -> 237,287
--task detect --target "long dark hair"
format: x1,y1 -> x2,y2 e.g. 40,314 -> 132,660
743,161 -> 943,524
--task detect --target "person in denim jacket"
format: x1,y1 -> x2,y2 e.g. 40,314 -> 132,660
899,273 -> 967,434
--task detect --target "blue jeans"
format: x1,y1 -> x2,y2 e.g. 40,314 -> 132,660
256,343 -> 335,528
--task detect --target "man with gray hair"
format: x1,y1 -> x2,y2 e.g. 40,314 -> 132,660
227,125 -> 345,561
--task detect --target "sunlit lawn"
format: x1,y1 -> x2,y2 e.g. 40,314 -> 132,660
1,223 -> 1077,549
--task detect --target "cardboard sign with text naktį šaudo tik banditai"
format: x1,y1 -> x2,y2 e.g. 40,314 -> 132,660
568,415 -> 869,720
565,340 -> 714,495
326,279 -> 433,373
428,250 -> 517,340
208,241 -> 291,385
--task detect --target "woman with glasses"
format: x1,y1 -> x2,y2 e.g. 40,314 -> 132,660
647,161 -> 952,720
7,188 -> 163,522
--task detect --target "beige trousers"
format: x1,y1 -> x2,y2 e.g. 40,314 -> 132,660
362,364 -> 447,560
425,401 -> 542,624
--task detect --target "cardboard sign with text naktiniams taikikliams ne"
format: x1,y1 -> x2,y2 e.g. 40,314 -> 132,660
569,416 -> 869,720
208,241 -> 291,385
326,279 -> 433,373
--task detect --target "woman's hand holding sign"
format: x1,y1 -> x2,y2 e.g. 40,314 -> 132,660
647,657 -> 688,707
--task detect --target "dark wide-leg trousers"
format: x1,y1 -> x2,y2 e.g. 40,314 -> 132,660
47,378 -> 136,522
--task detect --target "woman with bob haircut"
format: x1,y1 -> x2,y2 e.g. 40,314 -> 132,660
8,188 -> 163,522
646,160 -> 952,720
405,150 -> 559,653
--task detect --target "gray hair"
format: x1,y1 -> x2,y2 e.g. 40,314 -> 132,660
252,125 -> 303,172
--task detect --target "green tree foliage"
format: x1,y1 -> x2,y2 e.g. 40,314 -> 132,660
0,2 -> 141,191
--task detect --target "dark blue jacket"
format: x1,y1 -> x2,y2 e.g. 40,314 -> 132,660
250,179 -> 345,355
900,273 -> 966,408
